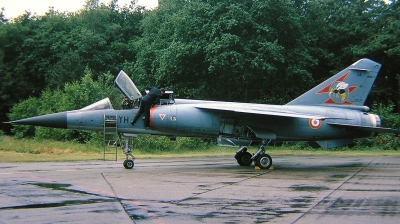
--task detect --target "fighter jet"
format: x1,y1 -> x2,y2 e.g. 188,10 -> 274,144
11,58 -> 400,169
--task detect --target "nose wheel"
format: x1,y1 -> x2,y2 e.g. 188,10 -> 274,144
121,134 -> 136,169
123,159 -> 134,169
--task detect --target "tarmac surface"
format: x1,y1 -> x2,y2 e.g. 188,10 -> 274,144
0,155 -> 400,223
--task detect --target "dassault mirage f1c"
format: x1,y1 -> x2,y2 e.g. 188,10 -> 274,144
11,59 -> 400,169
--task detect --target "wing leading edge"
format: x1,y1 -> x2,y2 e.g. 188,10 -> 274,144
195,104 -> 325,120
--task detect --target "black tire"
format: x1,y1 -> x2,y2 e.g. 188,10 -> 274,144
236,151 -> 253,166
255,154 -> 272,169
123,159 -> 134,169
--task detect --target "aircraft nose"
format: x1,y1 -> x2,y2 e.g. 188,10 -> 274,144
12,112 -> 68,129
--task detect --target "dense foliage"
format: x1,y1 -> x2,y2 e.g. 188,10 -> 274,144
1,0 -> 400,148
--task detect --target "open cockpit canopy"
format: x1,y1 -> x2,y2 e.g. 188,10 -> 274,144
114,70 -> 142,101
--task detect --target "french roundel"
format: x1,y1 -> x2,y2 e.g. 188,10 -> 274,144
309,118 -> 322,129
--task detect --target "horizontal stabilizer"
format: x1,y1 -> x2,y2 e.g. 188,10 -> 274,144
327,122 -> 400,134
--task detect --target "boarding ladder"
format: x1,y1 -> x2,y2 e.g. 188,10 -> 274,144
103,114 -> 120,161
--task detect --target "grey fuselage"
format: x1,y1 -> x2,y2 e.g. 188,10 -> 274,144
64,99 -> 377,143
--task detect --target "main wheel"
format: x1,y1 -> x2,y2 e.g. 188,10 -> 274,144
123,159 -> 134,169
255,154 -> 272,169
236,151 -> 253,166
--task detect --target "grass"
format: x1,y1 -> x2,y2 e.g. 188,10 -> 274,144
0,136 -> 399,163
0,136 -> 239,162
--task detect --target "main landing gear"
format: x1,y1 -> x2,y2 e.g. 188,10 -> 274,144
234,140 -> 272,169
121,134 -> 136,169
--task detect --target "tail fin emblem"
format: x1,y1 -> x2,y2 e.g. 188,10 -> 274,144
316,72 -> 357,104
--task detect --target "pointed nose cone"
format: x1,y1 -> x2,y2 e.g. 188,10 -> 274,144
12,112 -> 67,129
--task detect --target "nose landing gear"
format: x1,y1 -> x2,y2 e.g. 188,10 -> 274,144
121,134 -> 136,169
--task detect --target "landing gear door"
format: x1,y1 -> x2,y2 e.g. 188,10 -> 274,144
114,70 -> 142,101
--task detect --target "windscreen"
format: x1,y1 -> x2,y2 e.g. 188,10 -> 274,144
80,98 -> 113,111
114,70 -> 142,101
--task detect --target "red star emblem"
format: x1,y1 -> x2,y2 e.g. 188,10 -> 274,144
316,72 -> 357,104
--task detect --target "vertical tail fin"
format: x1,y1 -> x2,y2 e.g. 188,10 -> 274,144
287,59 -> 381,106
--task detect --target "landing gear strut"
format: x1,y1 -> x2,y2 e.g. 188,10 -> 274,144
234,140 -> 273,169
121,134 -> 136,169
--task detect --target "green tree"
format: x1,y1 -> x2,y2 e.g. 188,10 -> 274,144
131,0 -> 317,103
4,0 -> 400,149
0,12 -> 45,133
9,69 -> 118,141
8,97 -> 40,138
0,1 -> 145,133
0,7 -> 7,23
351,1 -> 400,109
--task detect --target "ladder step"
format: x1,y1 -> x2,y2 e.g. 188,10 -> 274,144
103,114 -> 118,162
